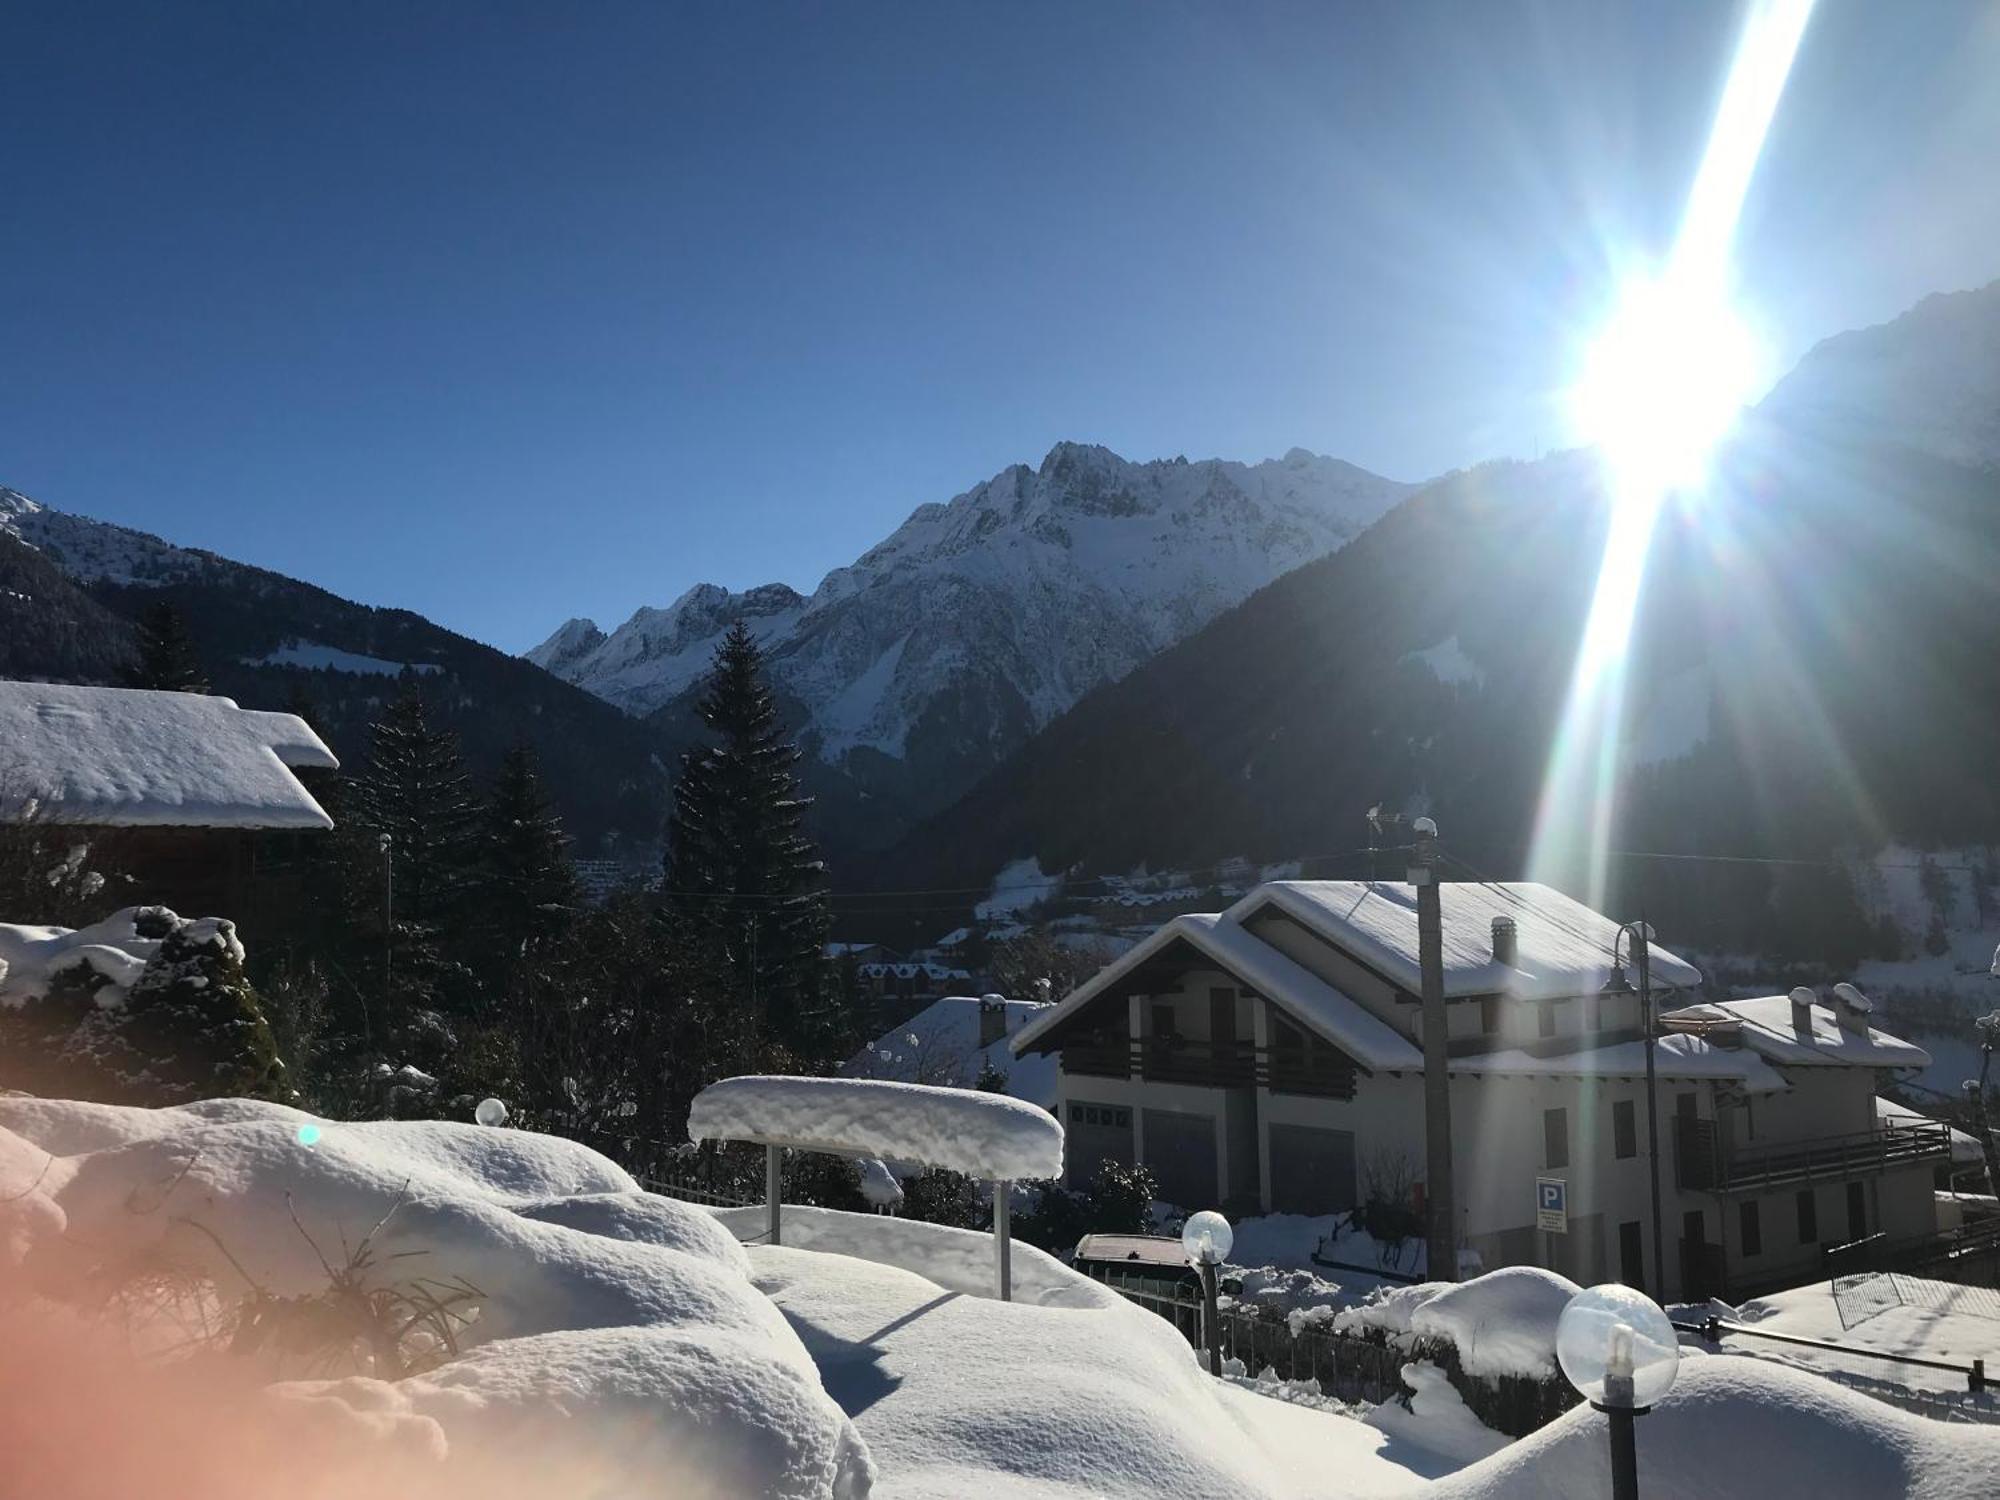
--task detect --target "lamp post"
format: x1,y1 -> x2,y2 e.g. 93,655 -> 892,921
1607,920 -> 1661,1295
1182,1210 -> 1233,1377
1556,1284 -> 1681,1500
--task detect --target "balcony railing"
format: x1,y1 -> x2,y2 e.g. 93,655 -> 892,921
1676,1117 -> 1951,1193
1062,1036 -> 1356,1100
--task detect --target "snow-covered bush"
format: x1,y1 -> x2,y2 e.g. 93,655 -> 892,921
0,906 -> 285,1105
1333,1268 -> 1583,1436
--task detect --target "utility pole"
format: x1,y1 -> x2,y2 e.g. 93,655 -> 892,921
1636,918 -> 1663,1302
1412,817 -> 1455,1282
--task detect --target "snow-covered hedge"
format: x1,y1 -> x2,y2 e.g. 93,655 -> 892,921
689,1074 -> 1063,1181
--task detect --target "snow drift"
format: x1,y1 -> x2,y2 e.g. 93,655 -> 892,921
0,1096 -> 872,1499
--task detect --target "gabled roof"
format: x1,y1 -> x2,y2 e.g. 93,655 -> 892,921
1663,994 -> 1930,1070
1452,1032 -> 1789,1095
1234,880 -> 1703,1001
1011,911 -> 1424,1071
0,681 -> 337,830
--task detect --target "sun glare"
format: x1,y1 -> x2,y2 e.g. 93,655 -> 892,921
1529,0 -> 1816,904
1571,272 -> 1764,498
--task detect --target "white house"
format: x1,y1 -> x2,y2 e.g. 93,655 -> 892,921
1011,879 -> 1947,1299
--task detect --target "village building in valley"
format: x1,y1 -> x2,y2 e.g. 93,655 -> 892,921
0,680 -> 339,920
1012,878 -> 1950,1301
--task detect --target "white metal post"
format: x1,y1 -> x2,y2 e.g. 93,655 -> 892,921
767,1142 -> 782,1246
994,1179 -> 1012,1301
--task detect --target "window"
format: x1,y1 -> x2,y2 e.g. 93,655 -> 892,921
1537,1003 -> 1556,1039
1067,1104 -> 1130,1129
1740,1201 -> 1762,1257
1151,1002 -> 1178,1040
1480,996 -> 1499,1034
1847,1181 -> 1867,1241
1796,1189 -> 1818,1244
1544,1107 -> 1569,1169
1613,1100 -> 1637,1159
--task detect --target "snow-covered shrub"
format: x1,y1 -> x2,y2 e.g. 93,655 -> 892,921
1333,1268 -> 1583,1437
0,906 -> 285,1105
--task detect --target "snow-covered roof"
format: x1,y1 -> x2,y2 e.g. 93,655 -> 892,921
845,994 -> 1057,1107
1450,1031 -> 1790,1095
1012,910 -> 1424,1071
0,681 -> 337,830
689,1074 -> 1064,1181
1236,880 -> 1703,1000
1663,994 -> 1931,1070
1877,1096 -> 1986,1165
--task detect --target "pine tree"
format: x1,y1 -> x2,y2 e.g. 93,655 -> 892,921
121,600 -> 209,693
351,681 -> 483,930
477,745 -> 580,972
667,623 -> 831,1045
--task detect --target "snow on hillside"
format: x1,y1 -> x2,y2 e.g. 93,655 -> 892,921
1757,279 -> 2000,471
0,486 -> 207,588
529,444 -> 1417,761
246,639 -> 443,676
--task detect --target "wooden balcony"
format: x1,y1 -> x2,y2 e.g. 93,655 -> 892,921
1676,1116 -> 1951,1193
1061,1036 -> 1357,1100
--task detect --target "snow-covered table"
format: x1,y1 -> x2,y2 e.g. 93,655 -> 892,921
689,1075 -> 1063,1300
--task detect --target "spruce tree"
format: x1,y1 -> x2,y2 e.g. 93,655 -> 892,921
121,600 -> 209,693
477,744 -> 580,968
351,681 -> 483,930
666,623 -> 830,1045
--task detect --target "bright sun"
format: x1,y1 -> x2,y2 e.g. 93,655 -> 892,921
1570,271 -> 1764,497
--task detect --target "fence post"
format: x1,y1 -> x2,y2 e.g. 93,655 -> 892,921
766,1142 -> 782,1246
993,1178 -> 1012,1302
1973,1358 -> 1986,1395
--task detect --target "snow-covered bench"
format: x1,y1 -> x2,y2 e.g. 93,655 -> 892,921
689,1074 -> 1063,1300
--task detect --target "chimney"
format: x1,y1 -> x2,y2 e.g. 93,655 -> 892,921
1789,986 -> 1817,1038
1830,982 -> 1874,1036
978,998 -> 1007,1049
1490,916 -> 1518,968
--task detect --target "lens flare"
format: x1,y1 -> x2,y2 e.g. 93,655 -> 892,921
1530,0 -> 1816,903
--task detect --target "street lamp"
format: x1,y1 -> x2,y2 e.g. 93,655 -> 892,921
1556,1284 -> 1680,1500
1182,1210 -> 1233,1377
1605,919 -> 1662,1295
475,1097 -> 509,1127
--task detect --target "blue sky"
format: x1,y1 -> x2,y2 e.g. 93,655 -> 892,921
4,1 -> 1996,652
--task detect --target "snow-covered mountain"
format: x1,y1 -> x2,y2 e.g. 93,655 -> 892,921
1755,280 -> 2000,468
0,487 -> 210,587
531,443 -> 1416,789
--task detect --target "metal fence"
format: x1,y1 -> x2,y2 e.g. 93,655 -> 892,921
1094,1271 -> 1405,1407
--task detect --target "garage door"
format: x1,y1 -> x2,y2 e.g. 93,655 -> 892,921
1268,1124 -> 1357,1215
1143,1109 -> 1219,1210
1064,1101 -> 1135,1183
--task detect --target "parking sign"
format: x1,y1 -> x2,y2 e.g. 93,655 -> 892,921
1536,1177 -> 1567,1234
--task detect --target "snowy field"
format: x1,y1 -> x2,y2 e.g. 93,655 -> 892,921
6,1096 -> 1999,1498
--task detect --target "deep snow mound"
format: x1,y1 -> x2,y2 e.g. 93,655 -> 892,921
1430,1354 -> 2000,1500
0,1097 -> 872,1499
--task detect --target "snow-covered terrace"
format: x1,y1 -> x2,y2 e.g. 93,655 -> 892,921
0,680 -> 337,829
